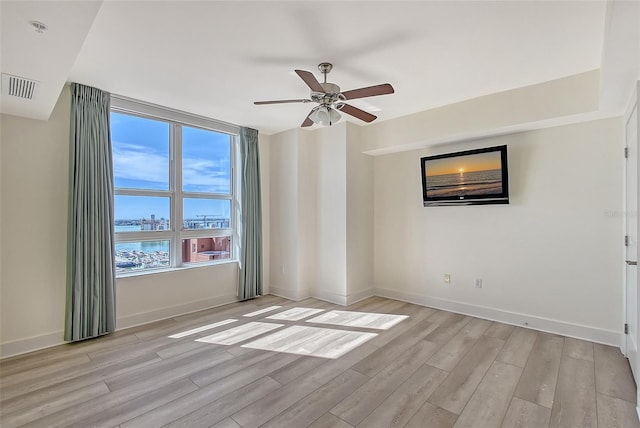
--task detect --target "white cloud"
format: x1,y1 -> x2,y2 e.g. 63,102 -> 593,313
113,142 -> 168,185
113,141 -> 230,192
183,156 -> 230,193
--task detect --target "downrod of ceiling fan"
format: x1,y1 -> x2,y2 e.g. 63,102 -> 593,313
318,62 -> 333,84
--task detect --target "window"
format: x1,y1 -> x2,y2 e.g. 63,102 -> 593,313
111,98 -> 238,275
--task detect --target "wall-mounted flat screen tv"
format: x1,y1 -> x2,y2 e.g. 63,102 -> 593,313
421,145 -> 509,206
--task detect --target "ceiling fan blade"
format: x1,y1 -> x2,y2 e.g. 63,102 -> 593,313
254,99 -> 311,105
295,69 -> 325,93
341,83 -> 394,100
301,114 -> 314,127
339,103 -> 377,123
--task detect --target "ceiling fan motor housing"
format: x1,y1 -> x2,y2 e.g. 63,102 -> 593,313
320,82 -> 340,93
311,82 -> 344,106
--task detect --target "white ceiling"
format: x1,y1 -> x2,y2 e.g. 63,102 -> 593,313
1,1 -> 638,135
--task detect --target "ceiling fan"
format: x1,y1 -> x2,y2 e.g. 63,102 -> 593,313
254,62 -> 394,127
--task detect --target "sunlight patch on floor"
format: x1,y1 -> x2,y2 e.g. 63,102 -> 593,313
242,306 -> 282,317
306,310 -> 408,330
168,319 -> 238,339
167,306 -> 410,359
196,322 -> 284,345
242,325 -> 377,359
266,307 -> 325,321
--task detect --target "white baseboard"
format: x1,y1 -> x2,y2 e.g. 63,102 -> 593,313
309,288 -> 374,306
1,294 -> 239,359
312,289 -> 348,306
270,288 -> 373,306
374,287 -> 620,346
269,286 -> 310,302
116,294 -> 239,330
1,331 -> 65,359
346,288 -> 375,305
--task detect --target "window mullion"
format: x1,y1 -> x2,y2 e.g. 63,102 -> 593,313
115,188 -> 171,197
181,192 -> 232,200
115,231 -> 173,241
233,135 -> 240,261
181,228 -> 233,238
172,124 -> 183,268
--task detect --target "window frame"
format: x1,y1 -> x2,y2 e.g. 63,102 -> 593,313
111,96 -> 240,276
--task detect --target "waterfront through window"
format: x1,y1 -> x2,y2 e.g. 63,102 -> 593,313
111,100 -> 238,274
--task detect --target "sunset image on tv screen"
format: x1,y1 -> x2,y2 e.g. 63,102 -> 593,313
425,151 -> 503,198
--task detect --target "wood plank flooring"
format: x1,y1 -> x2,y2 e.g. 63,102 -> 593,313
0,296 -> 638,428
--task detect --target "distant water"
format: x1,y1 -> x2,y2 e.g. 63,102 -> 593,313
115,225 -> 141,232
115,239 -> 169,253
114,225 -> 170,253
427,169 -> 503,198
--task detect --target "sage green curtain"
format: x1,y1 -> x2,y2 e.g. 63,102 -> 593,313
238,127 -> 263,300
65,83 -> 116,342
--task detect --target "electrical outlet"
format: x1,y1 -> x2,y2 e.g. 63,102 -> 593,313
475,279 -> 482,288
444,274 -> 451,284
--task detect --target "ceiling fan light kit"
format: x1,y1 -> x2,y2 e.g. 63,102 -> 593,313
254,62 -> 394,128
309,105 -> 341,126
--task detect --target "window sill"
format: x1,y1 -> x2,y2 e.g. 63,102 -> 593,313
116,259 -> 239,279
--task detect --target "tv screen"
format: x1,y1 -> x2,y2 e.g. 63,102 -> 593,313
421,145 -> 509,206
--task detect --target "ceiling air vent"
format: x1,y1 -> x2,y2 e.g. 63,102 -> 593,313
1,73 -> 39,100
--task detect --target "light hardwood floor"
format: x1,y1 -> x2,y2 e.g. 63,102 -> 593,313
1,296 -> 638,428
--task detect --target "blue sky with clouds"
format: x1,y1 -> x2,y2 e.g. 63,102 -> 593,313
112,112 -> 231,220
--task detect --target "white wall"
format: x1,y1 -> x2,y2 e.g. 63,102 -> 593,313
268,125 -> 348,303
268,128 -> 301,298
346,123 -> 374,301
1,86 -> 71,354
316,124 -> 348,302
117,263 -> 238,329
0,86 -> 271,357
359,71 -> 601,155
373,118 -> 623,344
259,133 -> 271,296
297,130 -> 318,299
268,122 -> 376,305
